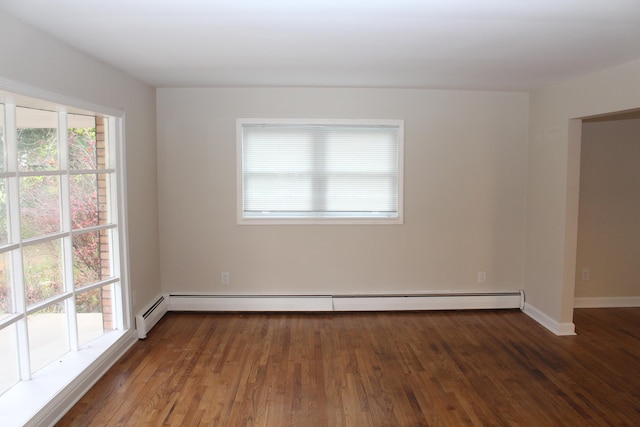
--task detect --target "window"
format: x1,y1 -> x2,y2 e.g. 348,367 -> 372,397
237,119 -> 404,224
0,91 -> 127,399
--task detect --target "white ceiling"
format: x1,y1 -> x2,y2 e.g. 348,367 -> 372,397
1,0 -> 640,90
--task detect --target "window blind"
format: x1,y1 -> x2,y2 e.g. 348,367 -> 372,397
240,121 -> 401,220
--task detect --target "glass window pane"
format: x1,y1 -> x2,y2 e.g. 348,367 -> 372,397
73,229 -> 113,288
70,173 -> 112,230
240,121 -> 402,220
70,174 -> 97,229
28,301 -> 69,373
0,103 -> 5,173
98,229 -> 113,279
73,231 -> 99,287
68,114 -> 97,170
97,173 -> 111,225
24,239 -> 63,307
17,107 -> 58,172
0,179 -> 7,245
0,324 -> 19,394
97,117 -> 109,169
327,176 -> 396,212
0,92 -> 122,399
20,175 -> 61,238
0,251 -> 13,320
77,284 -> 115,346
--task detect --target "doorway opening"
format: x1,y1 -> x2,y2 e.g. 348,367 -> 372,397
574,109 -> 640,309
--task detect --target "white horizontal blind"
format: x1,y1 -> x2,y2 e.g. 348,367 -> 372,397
240,121 -> 401,220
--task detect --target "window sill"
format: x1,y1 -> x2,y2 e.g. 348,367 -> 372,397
0,329 -> 137,427
237,216 -> 404,225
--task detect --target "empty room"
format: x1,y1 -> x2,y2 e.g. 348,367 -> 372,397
0,1 -> 639,426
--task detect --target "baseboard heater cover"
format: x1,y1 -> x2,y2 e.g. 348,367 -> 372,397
168,291 -> 525,312
135,295 -> 169,339
169,294 -> 334,312
332,291 -> 524,311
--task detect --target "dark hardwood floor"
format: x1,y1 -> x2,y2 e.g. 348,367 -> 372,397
56,308 -> 640,426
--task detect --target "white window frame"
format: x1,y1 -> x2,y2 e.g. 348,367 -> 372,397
0,79 -> 133,427
237,118 -> 404,225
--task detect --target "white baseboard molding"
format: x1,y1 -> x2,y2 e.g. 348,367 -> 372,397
574,296 -> 640,308
170,294 -> 334,311
332,292 -> 523,311
163,292 -> 593,338
1,330 -> 138,427
169,291 -> 524,313
523,303 -> 576,336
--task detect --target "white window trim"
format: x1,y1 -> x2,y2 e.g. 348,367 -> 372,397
0,77 -> 133,426
236,118 -> 404,225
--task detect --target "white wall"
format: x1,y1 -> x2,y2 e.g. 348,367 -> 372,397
157,88 -> 529,296
525,59 -> 640,332
0,11 -> 161,314
575,118 -> 640,300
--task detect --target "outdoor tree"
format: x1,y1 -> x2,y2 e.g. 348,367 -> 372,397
0,125 -> 101,314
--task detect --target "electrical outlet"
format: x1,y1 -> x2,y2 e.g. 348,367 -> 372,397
477,271 -> 487,283
221,272 -> 230,285
581,268 -> 589,281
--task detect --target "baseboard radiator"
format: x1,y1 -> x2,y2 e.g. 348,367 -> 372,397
168,290 -> 525,313
135,295 -> 169,339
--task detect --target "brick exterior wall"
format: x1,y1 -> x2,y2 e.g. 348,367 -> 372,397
96,117 -> 113,330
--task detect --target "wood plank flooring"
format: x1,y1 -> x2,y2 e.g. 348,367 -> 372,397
56,308 -> 640,426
